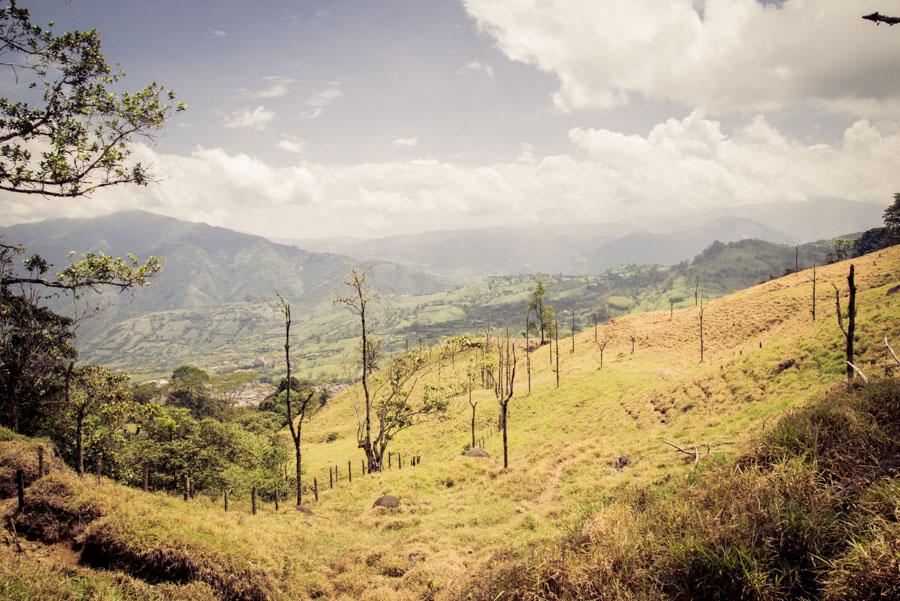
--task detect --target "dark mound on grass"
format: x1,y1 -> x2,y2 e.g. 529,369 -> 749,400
458,379 -> 900,601
464,447 -> 490,458
373,494 -> 401,509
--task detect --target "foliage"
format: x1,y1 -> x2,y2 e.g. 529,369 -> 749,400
0,1 -> 184,197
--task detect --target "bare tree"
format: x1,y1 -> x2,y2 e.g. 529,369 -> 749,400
629,332 -> 637,354
698,299 -> 706,363
832,264 -> 857,384
276,293 -> 316,508
491,328 -> 516,468
596,337 -> 609,369
810,261 -> 817,321
334,268 -> 377,472
669,297 -> 675,320
554,315 -> 560,388
524,310 -> 532,395
694,276 -> 700,307
570,308 -> 576,354
467,360 -> 478,447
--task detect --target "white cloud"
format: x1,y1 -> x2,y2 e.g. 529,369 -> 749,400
3,115 -> 897,238
463,0 -> 900,114
299,85 -> 344,119
211,30 -> 227,37
277,137 -> 306,154
223,105 -> 275,130
252,77 -> 293,99
458,60 -> 494,78
392,137 -> 419,148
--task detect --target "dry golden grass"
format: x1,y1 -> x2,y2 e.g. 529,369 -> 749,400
0,248 -> 897,600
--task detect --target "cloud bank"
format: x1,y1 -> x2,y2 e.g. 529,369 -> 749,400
2,114 -> 897,239
463,0 -> 900,114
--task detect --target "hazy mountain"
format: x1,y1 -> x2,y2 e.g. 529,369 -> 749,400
291,200 -> 880,280
294,222 -> 637,282
656,198 -> 885,241
0,211 -> 450,319
575,216 -> 795,272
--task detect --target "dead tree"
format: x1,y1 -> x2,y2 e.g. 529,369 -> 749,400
669,298 -> 675,320
467,363 -> 478,448
699,299 -> 706,363
597,337 -> 609,369
629,333 -> 636,354
832,264 -> 857,383
334,268 -> 377,472
570,308 -> 575,354
810,262 -> 817,321
795,245 -> 799,272
492,329 -> 516,469
524,311 -> 532,395
276,293 -> 316,508
694,277 -> 700,306
554,315 -> 560,388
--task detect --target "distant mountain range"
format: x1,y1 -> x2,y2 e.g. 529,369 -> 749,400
0,211 -> 449,319
293,199 -> 884,280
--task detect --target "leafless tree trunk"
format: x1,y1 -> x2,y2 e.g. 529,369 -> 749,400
335,269 -> 379,471
570,309 -> 575,354
525,311 -> 531,395
699,301 -> 705,364
493,329 -> 516,468
597,338 -> 609,369
811,262 -> 817,321
277,294 -> 315,507
670,298 -> 674,320
832,264 -> 857,383
694,277 -> 700,307
795,245 -> 799,272
554,316 -> 560,388
629,334 -> 636,354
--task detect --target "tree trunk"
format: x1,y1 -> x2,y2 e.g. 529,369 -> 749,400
501,402 -> 509,468
76,408 -> 85,476
846,264 -> 856,382
295,439 -> 302,507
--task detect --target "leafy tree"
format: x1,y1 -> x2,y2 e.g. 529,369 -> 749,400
0,1 -> 185,197
166,365 -> 229,419
0,280 -> 75,432
64,364 -> 129,475
884,193 -> 900,239
527,276 -> 549,345
830,238 -> 853,262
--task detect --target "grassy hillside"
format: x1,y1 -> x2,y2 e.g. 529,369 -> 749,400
82,238 -> 836,380
1,247 -> 897,600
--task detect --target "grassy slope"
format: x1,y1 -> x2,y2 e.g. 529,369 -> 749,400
84,239 -> 832,381
1,248 -> 898,600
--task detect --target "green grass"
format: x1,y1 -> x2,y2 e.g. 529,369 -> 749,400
0,247 -> 897,600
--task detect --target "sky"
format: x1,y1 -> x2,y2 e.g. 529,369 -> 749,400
2,0 -> 900,239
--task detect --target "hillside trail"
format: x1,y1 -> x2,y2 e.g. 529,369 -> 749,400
524,436 -> 608,512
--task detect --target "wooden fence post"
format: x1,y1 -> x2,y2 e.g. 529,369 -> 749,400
329,467 -> 333,489
274,488 -> 279,511
15,469 -> 24,512
224,489 -> 229,512
361,459 -> 365,475
388,453 -> 392,469
348,460 -> 352,483
37,446 -> 44,478
314,478 -> 318,502
142,463 -> 149,492
251,486 -> 257,515
398,453 -> 402,469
